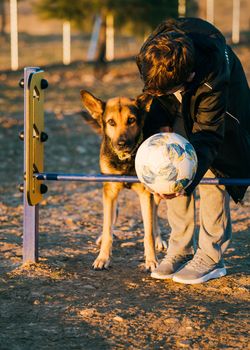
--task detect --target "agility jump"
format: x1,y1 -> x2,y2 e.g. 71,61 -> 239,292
19,67 -> 250,264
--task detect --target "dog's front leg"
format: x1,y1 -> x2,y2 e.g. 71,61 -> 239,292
134,185 -> 158,271
96,199 -> 118,245
93,183 -> 120,270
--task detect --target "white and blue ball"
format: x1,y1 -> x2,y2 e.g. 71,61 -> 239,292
135,132 -> 198,194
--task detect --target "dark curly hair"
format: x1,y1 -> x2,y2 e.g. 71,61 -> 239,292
136,22 -> 195,95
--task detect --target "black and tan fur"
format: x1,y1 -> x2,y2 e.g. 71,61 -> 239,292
80,90 -> 167,271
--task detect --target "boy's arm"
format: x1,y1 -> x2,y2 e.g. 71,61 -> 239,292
143,97 -> 176,138
185,87 -> 228,195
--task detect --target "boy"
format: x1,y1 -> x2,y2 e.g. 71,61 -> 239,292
136,18 -> 250,284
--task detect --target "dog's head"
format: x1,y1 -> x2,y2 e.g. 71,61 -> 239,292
80,90 -> 152,160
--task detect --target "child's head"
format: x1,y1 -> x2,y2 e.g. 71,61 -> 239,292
136,30 -> 195,96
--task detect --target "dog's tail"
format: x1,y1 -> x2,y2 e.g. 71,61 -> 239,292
79,110 -> 102,135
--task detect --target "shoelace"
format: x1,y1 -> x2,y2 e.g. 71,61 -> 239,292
185,255 -> 214,273
162,254 -> 189,264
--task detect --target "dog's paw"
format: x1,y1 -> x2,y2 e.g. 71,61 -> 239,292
155,236 -> 167,251
145,259 -> 159,272
92,255 -> 111,270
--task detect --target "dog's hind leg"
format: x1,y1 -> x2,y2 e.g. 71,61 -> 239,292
93,183 -> 121,270
153,195 -> 167,251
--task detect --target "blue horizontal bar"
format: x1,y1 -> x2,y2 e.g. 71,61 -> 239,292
36,173 -> 139,183
35,173 -> 250,186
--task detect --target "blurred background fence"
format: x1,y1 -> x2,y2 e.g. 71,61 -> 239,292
0,0 -> 250,71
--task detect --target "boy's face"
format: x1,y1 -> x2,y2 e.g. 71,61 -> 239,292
142,72 -> 195,97
143,83 -> 185,97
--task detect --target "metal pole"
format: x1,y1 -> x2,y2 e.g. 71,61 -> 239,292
10,0 -> 18,70
232,0 -> 240,44
63,21 -> 71,65
206,0 -> 214,24
23,67 -> 40,264
35,173 -> 250,186
87,15 -> 102,61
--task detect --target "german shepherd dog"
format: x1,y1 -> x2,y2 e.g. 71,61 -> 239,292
80,90 -> 167,271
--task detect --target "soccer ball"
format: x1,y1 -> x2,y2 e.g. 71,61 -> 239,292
135,132 -> 198,194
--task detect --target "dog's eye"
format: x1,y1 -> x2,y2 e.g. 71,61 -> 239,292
128,117 -> 136,125
107,119 -> 116,126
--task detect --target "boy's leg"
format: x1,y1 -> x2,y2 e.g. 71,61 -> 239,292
151,193 -> 195,279
173,169 -> 231,284
197,169 -> 232,263
151,104 -> 196,279
166,194 -> 195,256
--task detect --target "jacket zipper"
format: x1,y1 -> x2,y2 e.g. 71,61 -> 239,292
226,111 -> 240,125
203,82 -> 240,125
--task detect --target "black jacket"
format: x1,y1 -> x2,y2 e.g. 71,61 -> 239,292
142,18 -> 250,203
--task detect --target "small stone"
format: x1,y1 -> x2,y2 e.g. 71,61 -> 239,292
76,146 -> 86,154
79,308 -> 96,317
64,218 -> 74,226
82,284 -> 96,290
178,339 -> 192,348
120,242 -> 136,248
164,317 -> 179,324
113,316 -> 124,322
121,226 -> 130,231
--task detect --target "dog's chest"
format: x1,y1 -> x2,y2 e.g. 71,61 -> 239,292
109,156 -> 135,174
123,182 -> 132,189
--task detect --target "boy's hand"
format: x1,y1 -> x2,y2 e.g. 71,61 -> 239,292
155,189 -> 185,200
143,184 -> 185,200
159,126 -> 173,133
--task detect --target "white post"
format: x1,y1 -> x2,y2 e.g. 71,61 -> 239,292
206,0 -> 214,24
106,13 -> 114,61
232,0 -> 240,44
10,0 -> 18,70
63,21 -> 71,65
178,0 -> 186,17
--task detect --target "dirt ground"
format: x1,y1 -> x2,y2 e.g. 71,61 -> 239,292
0,48 -> 250,349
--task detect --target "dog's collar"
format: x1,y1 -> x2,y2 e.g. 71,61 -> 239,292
113,131 -> 144,161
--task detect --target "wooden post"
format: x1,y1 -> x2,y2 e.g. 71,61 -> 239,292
232,0 -> 240,44
63,21 -> 71,65
178,0 -> 186,17
23,67 -> 40,264
10,0 -> 18,70
206,0 -> 214,24
106,13 -> 114,61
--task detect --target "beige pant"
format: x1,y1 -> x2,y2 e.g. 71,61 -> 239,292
168,111 -> 232,263
166,169 -> 232,263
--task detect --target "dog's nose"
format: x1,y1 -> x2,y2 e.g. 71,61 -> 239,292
117,137 -> 127,148
118,140 -> 126,146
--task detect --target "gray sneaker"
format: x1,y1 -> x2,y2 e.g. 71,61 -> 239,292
151,254 -> 193,280
173,254 -> 226,285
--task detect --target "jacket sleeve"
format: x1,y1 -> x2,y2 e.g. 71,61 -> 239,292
143,97 -> 176,139
185,87 -> 228,195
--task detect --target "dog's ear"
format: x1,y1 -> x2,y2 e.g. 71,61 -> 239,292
80,90 -> 105,122
136,93 -> 153,113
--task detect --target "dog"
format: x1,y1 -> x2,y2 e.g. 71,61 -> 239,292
80,90 -> 168,271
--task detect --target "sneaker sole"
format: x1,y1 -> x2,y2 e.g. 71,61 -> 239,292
172,267 -> 227,285
151,271 -> 174,280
